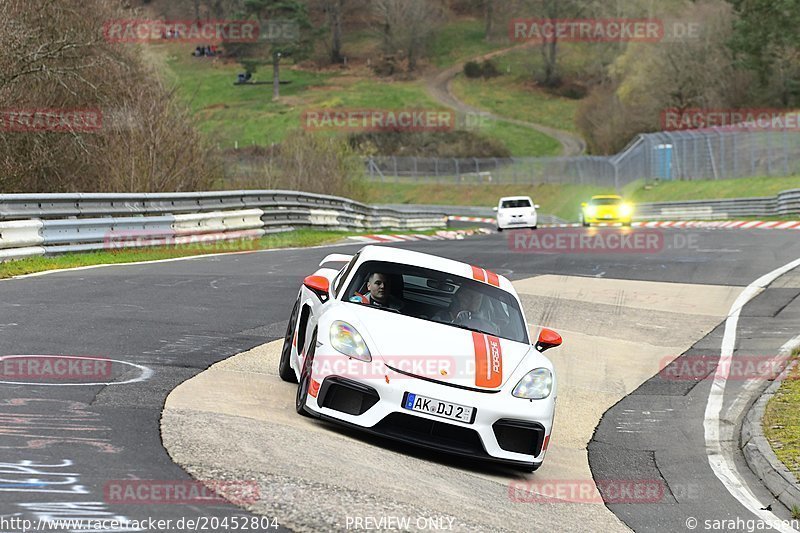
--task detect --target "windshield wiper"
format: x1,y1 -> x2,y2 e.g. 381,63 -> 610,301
446,321 -> 499,339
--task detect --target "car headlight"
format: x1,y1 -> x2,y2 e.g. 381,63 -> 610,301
620,203 -> 633,216
330,321 -> 371,362
586,206 -> 597,217
512,368 -> 553,399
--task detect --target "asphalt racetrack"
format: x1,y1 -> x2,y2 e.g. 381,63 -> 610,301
1,226 -> 799,532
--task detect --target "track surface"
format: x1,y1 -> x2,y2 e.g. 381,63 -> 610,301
1,228 -> 799,531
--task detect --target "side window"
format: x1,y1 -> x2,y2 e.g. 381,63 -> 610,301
334,253 -> 360,297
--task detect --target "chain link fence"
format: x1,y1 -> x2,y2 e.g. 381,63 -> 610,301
220,128 -> 800,189
364,128 -> 800,188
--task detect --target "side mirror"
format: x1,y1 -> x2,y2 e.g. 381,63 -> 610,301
303,275 -> 330,302
534,204 -> 541,209
580,202 -> 587,207
535,328 -> 562,353
492,206 -> 498,212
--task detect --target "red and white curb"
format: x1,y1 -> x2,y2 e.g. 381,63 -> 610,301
536,221 -> 800,230
448,216 -> 495,224
348,228 -> 492,244
635,220 -> 800,230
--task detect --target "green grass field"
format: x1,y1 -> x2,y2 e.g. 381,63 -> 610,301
627,175 -> 800,203
428,20 -> 508,67
151,17 -> 573,157
361,182 -> 614,221
452,75 -> 580,134
763,352 -> 800,481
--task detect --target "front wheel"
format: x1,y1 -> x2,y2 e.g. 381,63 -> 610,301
278,299 -> 300,383
295,328 -> 317,417
530,225 -> 537,230
496,227 -> 504,233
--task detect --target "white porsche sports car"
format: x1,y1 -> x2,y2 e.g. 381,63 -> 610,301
279,245 -> 562,472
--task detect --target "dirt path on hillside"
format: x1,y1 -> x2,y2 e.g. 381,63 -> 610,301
425,43 -> 587,156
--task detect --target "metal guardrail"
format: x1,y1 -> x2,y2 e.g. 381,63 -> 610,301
377,204 -> 567,225
0,191 -> 448,262
633,188 -> 800,221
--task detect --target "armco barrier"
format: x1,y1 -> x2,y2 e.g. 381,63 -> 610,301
0,191 -> 448,262
378,204 -> 567,225
633,188 -> 800,221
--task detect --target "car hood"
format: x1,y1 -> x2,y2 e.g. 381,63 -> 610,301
335,303 -> 539,391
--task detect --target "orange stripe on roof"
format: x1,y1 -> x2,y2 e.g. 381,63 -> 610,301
471,265 -> 486,282
485,269 -> 500,287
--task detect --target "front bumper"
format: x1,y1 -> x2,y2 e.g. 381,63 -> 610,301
497,215 -> 537,229
584,215 -> 632,225
302,354 -> 554,467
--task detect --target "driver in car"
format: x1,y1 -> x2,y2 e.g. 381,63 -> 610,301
435,286 -> 485,323
350,272 -> 404,310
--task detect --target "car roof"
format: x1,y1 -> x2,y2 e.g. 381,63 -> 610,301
354,245 -> 516,294
499,196 -> 533,201
591,195 -> 622,199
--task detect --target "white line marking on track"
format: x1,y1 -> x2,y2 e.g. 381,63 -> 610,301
703,256 -> 800,532
0,355 -> 153,386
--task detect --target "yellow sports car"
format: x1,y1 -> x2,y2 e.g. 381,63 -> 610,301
580,195 -> 633,227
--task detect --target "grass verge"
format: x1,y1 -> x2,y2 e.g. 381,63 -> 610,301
360,182 -> 615,221
628,175 -> 800,203
763,350 -> 800,480
360,176 -> 800,221
0,228 -> 439,280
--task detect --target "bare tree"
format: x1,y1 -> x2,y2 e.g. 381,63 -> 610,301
0,0 -> 219,192
372,0 -> 447,73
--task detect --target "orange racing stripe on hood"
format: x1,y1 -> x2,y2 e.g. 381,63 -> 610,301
473,331 -> 503,388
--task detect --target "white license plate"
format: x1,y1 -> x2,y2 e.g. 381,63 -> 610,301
402,393 -> 475,424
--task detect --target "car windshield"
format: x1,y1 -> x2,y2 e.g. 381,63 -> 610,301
590,198 -> 623,206
343,260 -> 529,344
501,199 -> 532,208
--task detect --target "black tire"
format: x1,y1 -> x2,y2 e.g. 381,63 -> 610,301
278,299 -> 300,383
295,328 -> 317,417
530,225 -> 537,230
497,227 -> 504,232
